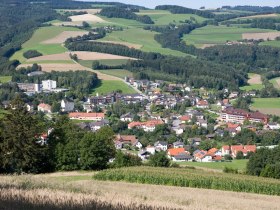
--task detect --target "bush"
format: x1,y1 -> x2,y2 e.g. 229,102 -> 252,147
223,166 -> 238,174
113,151 -> 142,168
23,50 -> 42,59
148,152 -> 170,167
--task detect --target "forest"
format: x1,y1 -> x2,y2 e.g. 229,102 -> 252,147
99,7 -> 154,24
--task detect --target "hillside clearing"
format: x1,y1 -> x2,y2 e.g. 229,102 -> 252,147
98,69 -> 133,79
17,63 -> 89,72
0,173 -> 279,210
242,32 -> 280,40
270,77 -> 280,89
247,73 -> 262,85
184,25 -> 275,46
79,59 -> 129,68
42,31 -> 88,44
69,14 -> 106,23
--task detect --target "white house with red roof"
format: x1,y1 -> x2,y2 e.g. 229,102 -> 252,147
196,100 -> 209,109
38,103 -> 52,113
222,145 -> 257,158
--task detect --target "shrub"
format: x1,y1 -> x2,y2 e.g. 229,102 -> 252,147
23,50 -> 42,59
148,152 -> 170,167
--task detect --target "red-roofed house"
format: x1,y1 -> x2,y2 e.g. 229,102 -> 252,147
38,103 -> 52,113
114,134 -> 142,149
196,100 -> 209,109
167,148 -> 192,162
69,112 -> 105,121
128,120 -> 164,132
222,145 -> 257,158
180,115 -> 191,123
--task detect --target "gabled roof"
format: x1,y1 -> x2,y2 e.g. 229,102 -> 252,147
154,141 -> 168,146
69,112 -> 105,118
168,148 -> 186,156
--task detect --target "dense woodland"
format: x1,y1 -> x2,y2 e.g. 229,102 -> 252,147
99,7 -> 154,24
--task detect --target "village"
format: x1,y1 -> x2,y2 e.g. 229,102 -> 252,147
4,76 -> 279,164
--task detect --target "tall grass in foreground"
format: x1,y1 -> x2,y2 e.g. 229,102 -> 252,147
0,188 -> 179,210
93,167 -> 280,196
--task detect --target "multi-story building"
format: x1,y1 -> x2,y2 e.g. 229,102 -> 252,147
221,108 -> 269,124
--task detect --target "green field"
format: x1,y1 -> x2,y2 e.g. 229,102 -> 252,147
178,159 -> 248,171
252,98 -> 280,109
260,40 -> 280,48
11,26 -> 84,63
79,59 -> 129,68
269,77 -> 280,89
0,76 -> 12,83
240,84 -> 264,91
100,28 -> 187,57
92,80 -> 136,95
183,25 -> 275,47
98,69 -> 133,79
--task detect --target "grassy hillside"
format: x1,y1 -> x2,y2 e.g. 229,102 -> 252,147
0,76 -> 12,83
251,98 -> 280,116
11,26 -> 84,63
100,28 -> 187,56
98,69 -> 133,79
183,25 -> 275,47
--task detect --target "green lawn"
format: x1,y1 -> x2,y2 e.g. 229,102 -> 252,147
269,77 -> 280,89
91,80 -> 136,95
240,84 -> 264,91
183,25 -> 275,46
0,76 -> 12,83
252,98 -> 280,109
100,28 -> 187,57
11,26 -> 84,63
260,40 -> 280,48
98,69 -> 133,79
178,160 -> 248,171
79,59 -> 129,68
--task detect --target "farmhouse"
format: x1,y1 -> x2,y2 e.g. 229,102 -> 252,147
114,134 -> 142,149
221,108 -> 269,124
69,112 -> 105,121
196,100 -> 209,109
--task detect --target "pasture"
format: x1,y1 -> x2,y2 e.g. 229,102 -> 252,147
79,59 -> 129,68
98,69 -> 133,79
11,26 -> 84,63
251,98 -> 280,116
183,25 -> 275,47
91,80 -> 136,95
0,76 -> 12,83
260,40 -> 280,48
100,28 -> 187,56
0,172 -> 279,210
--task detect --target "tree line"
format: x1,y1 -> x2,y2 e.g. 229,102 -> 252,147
99,7 -> 154,24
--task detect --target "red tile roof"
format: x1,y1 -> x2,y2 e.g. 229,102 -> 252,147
227,123 -> 240,129
197,100 -> 208,106
180,115 -> 191,121
208,148 -> 218,155
128,120 -> 164,128
168,148 -> 186,156
38,103 -> 51,110
69,112 -> 105,118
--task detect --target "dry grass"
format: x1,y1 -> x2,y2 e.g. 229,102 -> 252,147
199,44 -> 218,49
240,13 -> 278,19
0,174 -> 279,210
92,40 -> 143,49
27,53 -> 71,62
242,32 -> 280,40
248,74 -> 262,85
42,31 -> 88,44
69,14 -> 106,23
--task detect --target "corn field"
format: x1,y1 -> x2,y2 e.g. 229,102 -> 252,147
94,167 -> 280,196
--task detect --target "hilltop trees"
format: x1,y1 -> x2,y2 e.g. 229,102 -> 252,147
0,96 -> 50,174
